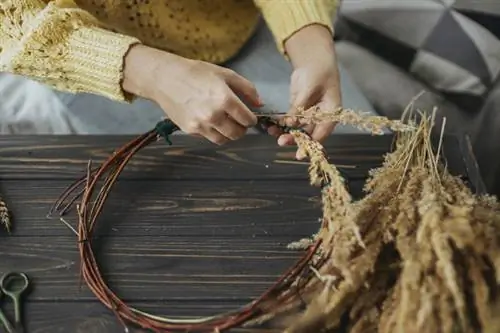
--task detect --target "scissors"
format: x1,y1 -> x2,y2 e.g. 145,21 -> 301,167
0,272 -> 29,333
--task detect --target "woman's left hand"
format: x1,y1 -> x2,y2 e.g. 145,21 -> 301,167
266,24 -> 342,160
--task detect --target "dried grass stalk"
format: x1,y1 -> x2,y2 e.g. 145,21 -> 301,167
266,107 -> 500,333
269,106 -> 415,135
0,196 -> 10,232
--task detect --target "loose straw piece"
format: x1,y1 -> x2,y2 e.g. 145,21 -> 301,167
0,196 -> 10,232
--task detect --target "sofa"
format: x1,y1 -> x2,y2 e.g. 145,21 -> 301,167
333,0 -> 500,196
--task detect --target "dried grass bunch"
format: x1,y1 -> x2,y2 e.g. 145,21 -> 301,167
48,103 -> 500,333
258,107 -> 500,333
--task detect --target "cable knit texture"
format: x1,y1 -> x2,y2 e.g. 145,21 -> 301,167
0,0 -> 338,102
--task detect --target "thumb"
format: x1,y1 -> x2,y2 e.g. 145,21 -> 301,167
285,84 -> 313,128
222,69 -> 263,107
277,84 -> 313,147
310,97 -> 340,142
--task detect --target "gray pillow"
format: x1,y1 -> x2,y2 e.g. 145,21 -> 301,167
335,0 -> 500,113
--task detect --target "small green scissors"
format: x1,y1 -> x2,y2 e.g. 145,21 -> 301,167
0,272 -> 29,333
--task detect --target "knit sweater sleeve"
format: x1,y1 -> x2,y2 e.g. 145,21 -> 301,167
0,0 -> 141,102
253,0 -> 339,55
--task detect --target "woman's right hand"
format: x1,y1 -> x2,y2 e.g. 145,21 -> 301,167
122,44 -> 262,145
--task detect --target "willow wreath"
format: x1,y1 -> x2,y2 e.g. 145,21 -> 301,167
48,106 -> 500,333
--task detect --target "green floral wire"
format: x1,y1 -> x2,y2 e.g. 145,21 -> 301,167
153,115 -> 305,144
154,119 -> 180,144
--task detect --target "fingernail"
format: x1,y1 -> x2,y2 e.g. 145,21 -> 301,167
255,97 -> 265,107
296,151 -> 304,160
277,135 -> 288,146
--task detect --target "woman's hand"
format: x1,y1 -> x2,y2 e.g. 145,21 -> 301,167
268,24 -> 342,159
122,44 -> 262,145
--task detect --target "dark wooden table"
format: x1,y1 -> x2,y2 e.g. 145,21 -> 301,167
0,133 -> 485,333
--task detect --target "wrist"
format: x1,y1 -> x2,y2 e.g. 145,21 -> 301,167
284,24 -> 335,68
122,44 -> 156,98
122,44 -> 196,101
123,44 -> 183,100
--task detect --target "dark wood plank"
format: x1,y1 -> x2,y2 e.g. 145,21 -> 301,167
0,132 -> 487,333
0,134 -> 471,181
0,236 -> 301,301
13,302 -> 281,333
0,179 -> 366,237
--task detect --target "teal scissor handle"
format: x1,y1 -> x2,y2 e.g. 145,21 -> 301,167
0,272 -> 29,331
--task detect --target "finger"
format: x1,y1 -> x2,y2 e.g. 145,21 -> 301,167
310,94 -> 340,142
283,114 -> 301,129
303,124 -> 315,135
212,114 -> 247,140
266,125 -> 282,137
293,125 -> 315,161
295,129 -> 314,160
223,69 -> 263,107
276,123 -> 315,147
296,147 -> 307,160
203,126 -> 231,145
277,133 -> 295,146
287,84 -> 316,128
222,89 -> 258,128
271,114 -> 293,129
311,122 -> 336,142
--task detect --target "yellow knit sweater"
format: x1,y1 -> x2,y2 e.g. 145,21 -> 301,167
0,0 -> 338,102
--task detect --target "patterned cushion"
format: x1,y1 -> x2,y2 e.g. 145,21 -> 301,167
335,0 -> 500,112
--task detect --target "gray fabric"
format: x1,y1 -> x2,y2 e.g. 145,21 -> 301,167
0,21 -> 376,135
453,0 -> 500,19
423,10 -> 492,84
335,40 -> 477,133
470,83 -> 500,195
0,73 -> 85,134
338,0 -> 445,48
336,0 -> 500,112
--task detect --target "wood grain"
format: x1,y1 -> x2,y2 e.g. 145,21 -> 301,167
11,302 -> 282,333
0,179 -> 366,237
0,236 -> 301,301
0,134 -> 470,180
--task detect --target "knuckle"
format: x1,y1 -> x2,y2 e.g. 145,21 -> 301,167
212,136 -> 227,145
184,121 -> 202,134
199,111 -> 219,124
214,93 -> 231,108
228,127 -> 246,140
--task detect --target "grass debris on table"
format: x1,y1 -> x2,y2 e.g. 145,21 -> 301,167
0,196 -> 10,232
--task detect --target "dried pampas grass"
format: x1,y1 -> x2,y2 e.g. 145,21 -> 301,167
254,105 -> 500,333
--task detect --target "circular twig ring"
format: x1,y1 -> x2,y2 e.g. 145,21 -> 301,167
50,118 -> 338,332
